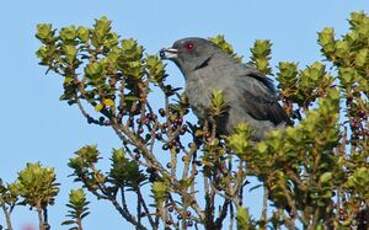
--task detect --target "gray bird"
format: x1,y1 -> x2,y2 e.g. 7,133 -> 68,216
160,37 -> 290,140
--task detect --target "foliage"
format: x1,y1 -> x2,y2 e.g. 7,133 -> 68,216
0,163 -> 59,230
15,162 -> 59,209
1,11 -> 368,230
209,35 -> 243,63
62,188 -> 90,230
250,40 -> 273,75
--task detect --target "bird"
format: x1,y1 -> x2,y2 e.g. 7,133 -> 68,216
160,37 -> 290,141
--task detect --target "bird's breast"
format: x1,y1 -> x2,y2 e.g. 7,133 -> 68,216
185,72 -> 216,120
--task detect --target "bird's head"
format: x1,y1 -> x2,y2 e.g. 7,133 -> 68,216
160,37 -> 222,78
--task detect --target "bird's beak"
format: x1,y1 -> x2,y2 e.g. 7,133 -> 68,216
160,48 -> 178,60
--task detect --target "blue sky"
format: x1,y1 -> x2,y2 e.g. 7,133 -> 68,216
0,0 -> 368,229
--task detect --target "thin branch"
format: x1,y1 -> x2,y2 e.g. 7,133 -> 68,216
110,119 -> 205,220
43,207 -> 50,230
182,144 -> 197,179
170,147 -> 177,179
120,187 -> 131,216
204,191 -> 216,229
36,203 -> 45,230
137,192 -> 142,229
1,204 -> 13,230
215,199 -> 230,229
76,217 -> 83,230
261,185 -> 268,229
137,188 -> 156,228
229,203 -> 234,230
110,198 -> 147,230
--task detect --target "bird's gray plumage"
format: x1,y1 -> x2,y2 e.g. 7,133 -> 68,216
160,37 -> 290,140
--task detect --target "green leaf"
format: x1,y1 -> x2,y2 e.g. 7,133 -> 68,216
152,181 -> 168,207
95,104 -> 103,112
209,35 -> 242,62
227,123 -> 253,156
318,27 -> 336,56
68,145 -> 100,170
85,62 -> 103,78
250,40 -> 272,75
77,26 -> 90,43
61,220 -> 76,225
146,55 -> 166,83
62,45 -> 77,64
210,89 -> 227,116
63,188 -> 89,228
354,48 -> 368,67
236,207 -> 251,230
117,38 -> 144,79
60,26 -> 77,42
16,162 -> 59,208
103,98 -> 115,107
36,23 -> 54,43
69,188 -> 87,206
319,172 -> 332,184
91,16 -> 112,47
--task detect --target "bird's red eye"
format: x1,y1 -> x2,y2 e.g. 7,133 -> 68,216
185,42 -> 194,50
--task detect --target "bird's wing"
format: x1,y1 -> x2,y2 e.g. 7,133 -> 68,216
235,68 -> 290,125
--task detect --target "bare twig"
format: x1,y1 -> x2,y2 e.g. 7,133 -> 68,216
229,202 -> 234,230
215,199 -> 230,229
110,198 -> 147,230
1,204 -> 13,230
137,188 -> 156,228
110,118 -> 206,221
36,203 -> 46,230
261,185 -> 268,229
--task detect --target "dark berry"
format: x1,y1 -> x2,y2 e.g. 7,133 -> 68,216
128,117 -> 134,127
180,128 -> 186,135
143,118 -> 150,125
195,161 -> 202,167
159,108 -> 166,117
358,111 -> 366,118
176,118 -> 183,125
188,142 -> 194,148
138,127 -> 144,134
155,133 -> 162,140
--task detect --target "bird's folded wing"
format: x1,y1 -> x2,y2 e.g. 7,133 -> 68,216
236,71 -> 290,125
